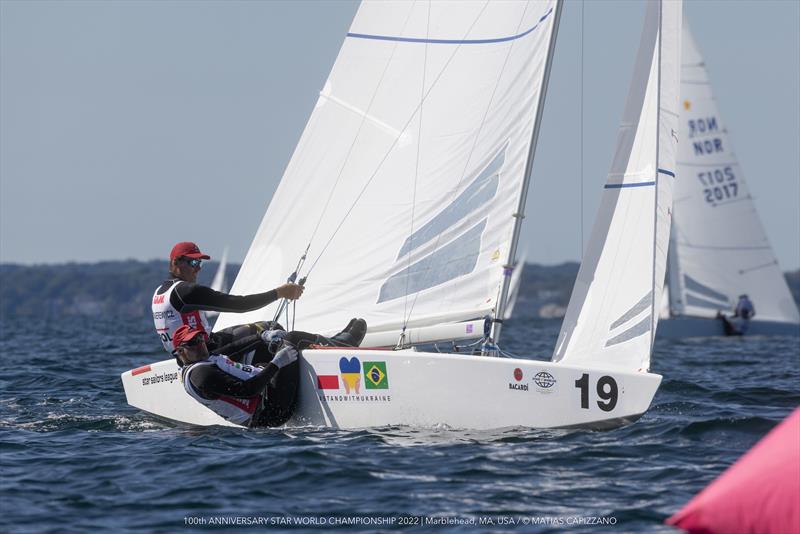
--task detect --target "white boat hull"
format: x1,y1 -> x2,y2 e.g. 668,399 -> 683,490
658,317 -> 800,338
121,349 -> 661,430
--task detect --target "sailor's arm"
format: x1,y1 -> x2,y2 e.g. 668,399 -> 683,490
190,347 -> 298,398
173,283 -> 303,313
190,363 -> 278,398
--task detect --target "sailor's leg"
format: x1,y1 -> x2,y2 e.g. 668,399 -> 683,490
718,315 -> 740,336
253,360 -> 300,428
210,321 -> 284,362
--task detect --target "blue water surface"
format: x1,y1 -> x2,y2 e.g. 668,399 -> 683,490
1,311 -> 798,533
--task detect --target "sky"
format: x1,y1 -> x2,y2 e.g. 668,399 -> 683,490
2,0 -> 798,270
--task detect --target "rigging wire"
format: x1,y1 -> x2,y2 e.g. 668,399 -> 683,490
402,0 -> 431,339
403,1 -> 532,337
296,5 -> 419,284
579,0 -> 585,256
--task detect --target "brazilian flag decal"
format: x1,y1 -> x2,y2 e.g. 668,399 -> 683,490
364,361 -> 388,389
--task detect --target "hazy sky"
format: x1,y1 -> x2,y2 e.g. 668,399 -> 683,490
2,0 -> 798,270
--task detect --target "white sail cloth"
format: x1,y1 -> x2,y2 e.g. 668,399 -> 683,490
210,246 -> 229,294
216,1 -> 559,339
666,19 -> 800,325
554,1 -> 682,372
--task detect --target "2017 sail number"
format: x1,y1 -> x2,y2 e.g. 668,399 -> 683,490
697,166 -> 738,205
575,374 -> 618,412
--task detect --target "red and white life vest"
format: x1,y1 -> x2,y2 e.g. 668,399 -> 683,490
182,355 -> 263,426
152,280 -> 211,353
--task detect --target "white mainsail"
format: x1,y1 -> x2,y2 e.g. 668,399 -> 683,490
216,0 -> 560,343
553,1 -> 682,372
664,19 -> 800,326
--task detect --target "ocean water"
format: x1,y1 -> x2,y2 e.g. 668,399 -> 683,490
1,313 -> 798,533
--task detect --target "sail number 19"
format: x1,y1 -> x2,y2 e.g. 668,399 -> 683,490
575,374 -> 618,412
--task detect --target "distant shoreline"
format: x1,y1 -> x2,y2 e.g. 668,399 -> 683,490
1,261 -> 798,321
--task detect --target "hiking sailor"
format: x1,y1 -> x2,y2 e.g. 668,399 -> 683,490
175,318 -> 367,427
152,241 -> 304,356
717,294 -> 756,336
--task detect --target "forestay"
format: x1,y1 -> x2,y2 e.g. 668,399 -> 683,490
216,0 -> 560,341
665,19 -> 800,324
553,1 -> 682,372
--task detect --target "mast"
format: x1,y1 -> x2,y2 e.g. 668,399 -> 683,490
666,220 -> 682,317
488,0 -> 564,350
650,0 -> 663,351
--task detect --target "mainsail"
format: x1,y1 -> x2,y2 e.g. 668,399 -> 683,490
665,19 -> 800,325
553,1 -> 682,372
216,0 -> 561,343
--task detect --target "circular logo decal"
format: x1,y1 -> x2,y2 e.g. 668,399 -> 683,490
534,371 -> 556,388
514,368 -> 523,381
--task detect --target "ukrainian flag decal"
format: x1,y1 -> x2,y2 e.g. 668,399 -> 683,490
364,361 -> 388,389
339,357 -> 361,394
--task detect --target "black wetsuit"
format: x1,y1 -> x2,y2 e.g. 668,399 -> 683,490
155,278 -> 279,315
155,278 -> 282,353
182,334 -> 300,428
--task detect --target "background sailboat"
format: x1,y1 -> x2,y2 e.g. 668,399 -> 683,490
205,246 -> 229,320
503,250 -> 526,321
658,19 -> 800,338
122,0 -> 681,429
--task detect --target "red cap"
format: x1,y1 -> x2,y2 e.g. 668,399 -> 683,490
170,242 -> 211,261
172,325 -> 207,350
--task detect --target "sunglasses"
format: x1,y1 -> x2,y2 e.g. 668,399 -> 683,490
180,257 -> 202,268
180,335 -> 205,348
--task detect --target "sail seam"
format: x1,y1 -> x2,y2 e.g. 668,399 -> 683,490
677,243 -> 771,251
604,182 -> 655,189
347,8 -> 553,45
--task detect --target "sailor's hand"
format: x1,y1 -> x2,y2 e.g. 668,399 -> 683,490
270,346 -> 298,369
261,329 -> 287,353
276,283 -> 304,300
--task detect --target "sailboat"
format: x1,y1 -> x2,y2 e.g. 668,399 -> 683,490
658,19 -> 800,338
122,0 -> 682,429
205,246 -> 229,320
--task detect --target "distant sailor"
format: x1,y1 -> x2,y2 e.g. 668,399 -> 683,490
152,241 -> 304,357
717,294 -> 756,336
174,319 -> 367,427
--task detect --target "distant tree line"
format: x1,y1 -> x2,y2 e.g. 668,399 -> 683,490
0,260 -> 798,321
0,260 -> 238,320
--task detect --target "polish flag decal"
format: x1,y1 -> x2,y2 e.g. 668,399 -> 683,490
317,375 -> 339,390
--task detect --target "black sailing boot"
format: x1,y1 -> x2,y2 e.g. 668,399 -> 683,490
329,318 -> 368,347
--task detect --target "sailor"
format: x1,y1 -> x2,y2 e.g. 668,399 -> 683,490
175,318 -> 367,427
717,294 -> 756,336
152,241 -> 304,357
